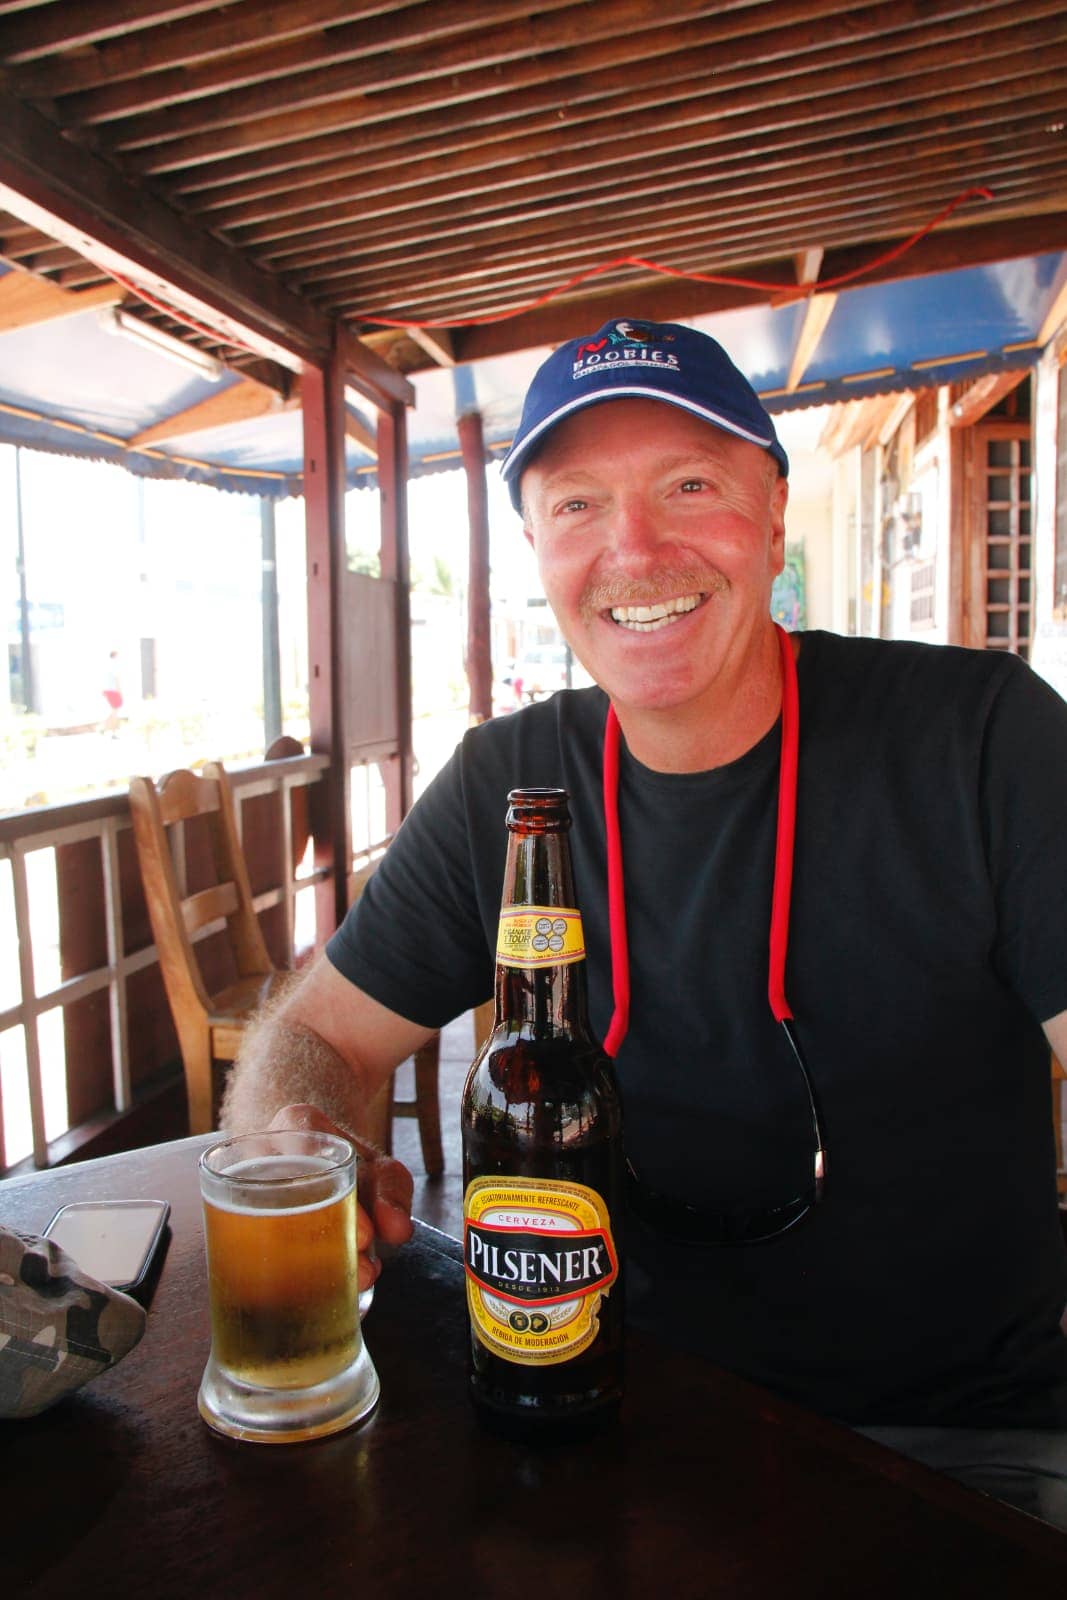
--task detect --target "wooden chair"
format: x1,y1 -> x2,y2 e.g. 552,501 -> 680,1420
348,855 -> 445,1178
129,762 -> 288,1134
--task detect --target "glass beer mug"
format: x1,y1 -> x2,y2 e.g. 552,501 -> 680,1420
198,1129 -> 379,1444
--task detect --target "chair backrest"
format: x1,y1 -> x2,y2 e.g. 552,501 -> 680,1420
128,763 -> 274,1024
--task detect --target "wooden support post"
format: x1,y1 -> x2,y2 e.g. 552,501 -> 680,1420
302,352 -> 350,939
458,409 -> 493,723
261,496 -> 282,750
377,402 -> 413,832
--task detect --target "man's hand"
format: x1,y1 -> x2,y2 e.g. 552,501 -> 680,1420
267,1104 -> 414,1293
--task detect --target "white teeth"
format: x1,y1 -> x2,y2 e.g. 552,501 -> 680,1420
609,593 -> 702,630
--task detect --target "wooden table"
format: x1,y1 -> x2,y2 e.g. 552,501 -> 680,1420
3,1136 -> 1066,1599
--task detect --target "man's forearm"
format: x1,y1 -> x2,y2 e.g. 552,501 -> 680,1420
220,1011 -> 371,1139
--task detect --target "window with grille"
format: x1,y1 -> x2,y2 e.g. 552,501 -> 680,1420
910,561 -> 935,628
980,428 -> 1032,661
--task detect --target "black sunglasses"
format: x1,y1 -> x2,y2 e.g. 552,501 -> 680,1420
625,1018 -> 827,1246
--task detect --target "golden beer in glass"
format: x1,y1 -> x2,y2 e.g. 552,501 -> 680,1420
198,1130 -> 379,1443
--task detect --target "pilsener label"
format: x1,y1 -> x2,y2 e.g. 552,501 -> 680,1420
495,906 -> 585,969
464,1177 -> 618,1366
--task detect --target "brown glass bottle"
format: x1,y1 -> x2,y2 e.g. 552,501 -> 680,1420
461,787 -> 624,1441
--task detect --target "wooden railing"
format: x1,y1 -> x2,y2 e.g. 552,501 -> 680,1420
0,753 -> 329,1176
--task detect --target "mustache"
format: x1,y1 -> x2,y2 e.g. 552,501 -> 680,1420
578,567 -> 728,622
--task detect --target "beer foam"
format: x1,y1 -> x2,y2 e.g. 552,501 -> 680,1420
206,1153 -> 351,1215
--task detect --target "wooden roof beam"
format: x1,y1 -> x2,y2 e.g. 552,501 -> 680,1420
159,1 -> 1067,200
786,292 -> 838,392
819,207 -> 1067,296
343,407 -> 378,457
41,0 -> 585,126
8,2 -> 407,96
127,374 -> 299,448
0,267 -> 121,332
335,324 -> 414,412
0,2 -> 224,66
818,400 -> 862,455
949,371 -> 1029,428
118,10 -> 1067,175
404,325 -> 455,367
871,393 -> 913,452
0,87 -> 331,370
794,248 -> 824,287
319,175 -> 1047,336
450,205 -> 1067,364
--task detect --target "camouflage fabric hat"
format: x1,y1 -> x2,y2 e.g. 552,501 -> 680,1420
0,1226 -> 146,1419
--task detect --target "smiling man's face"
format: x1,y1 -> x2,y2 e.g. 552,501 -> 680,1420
521,398 -> 787,727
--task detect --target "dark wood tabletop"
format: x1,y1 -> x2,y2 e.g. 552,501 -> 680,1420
2,1136 -> 1066,1599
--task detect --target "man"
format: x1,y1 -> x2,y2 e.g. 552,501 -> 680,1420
222,318 -> 1067,1527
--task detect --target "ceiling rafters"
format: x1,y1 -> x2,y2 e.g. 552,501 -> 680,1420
0,0 -> 1061,386
166,0 -> 1067,192
120,2 -> 1061,185
155,0 -> 1042,203
43,0 -> 587,126
129,17 -> 1062,195
193,79 -> 1063,245
330,199 -> 1067,337
0,2 -> 225,65
296,158 -> 1057,304
105,0 -> 940,173
250,120 -> 1062,281
212,17 -> 1065,246
7,1 -> 406,96
93,0 -> 777,151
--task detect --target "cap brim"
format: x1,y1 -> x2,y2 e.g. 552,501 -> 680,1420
501,386 -> 784,491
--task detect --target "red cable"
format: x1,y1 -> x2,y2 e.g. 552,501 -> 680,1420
602,703 -> 630,1058
600,623 -> 800,1053
357,186 -> 993,330
110,273 -> 250,353
768,623 -> 799,1024
109,185 -> 993,363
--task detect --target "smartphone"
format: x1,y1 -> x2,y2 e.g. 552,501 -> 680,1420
42,1199 -> 170,1295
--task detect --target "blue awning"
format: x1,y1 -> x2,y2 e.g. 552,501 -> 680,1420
1,252 -> 1063,497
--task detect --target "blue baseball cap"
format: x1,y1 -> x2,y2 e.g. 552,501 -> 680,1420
500,316 -> 788,511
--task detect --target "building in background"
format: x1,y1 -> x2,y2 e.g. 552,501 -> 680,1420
819,333 -> 1067,702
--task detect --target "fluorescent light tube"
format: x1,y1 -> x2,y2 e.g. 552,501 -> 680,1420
103,306 -> 223,381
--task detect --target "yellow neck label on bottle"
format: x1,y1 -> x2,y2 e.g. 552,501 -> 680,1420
495,905 -> 585,968
464,1176 -> 618,1366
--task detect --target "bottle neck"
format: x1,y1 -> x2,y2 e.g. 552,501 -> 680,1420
495,828 -> 595,1041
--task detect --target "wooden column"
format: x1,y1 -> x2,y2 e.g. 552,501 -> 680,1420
947,424 -> 970,645
458,409 -> 493,723
377,402 -> 413,830
260,496 -> 282,748
302,352 -> 350,938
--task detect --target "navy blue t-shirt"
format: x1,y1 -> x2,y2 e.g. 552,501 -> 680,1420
328,631 -> 1067,1427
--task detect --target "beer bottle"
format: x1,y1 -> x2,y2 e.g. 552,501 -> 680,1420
461,787 -> 624,1440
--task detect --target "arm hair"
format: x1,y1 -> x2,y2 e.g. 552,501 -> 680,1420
219,1007 -> 370,1139
218,955 -> 433,1140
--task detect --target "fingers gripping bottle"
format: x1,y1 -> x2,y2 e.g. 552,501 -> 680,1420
461,787 -> 624,1439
